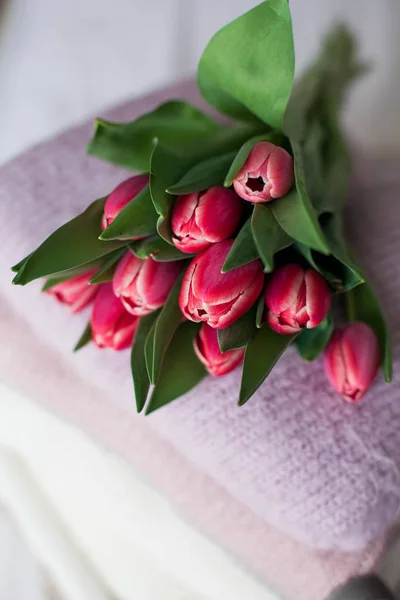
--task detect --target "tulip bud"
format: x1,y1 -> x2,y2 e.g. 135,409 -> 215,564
101,174 -> 148,231
323,323 -> 380,403
171,187 -> 242,253
46,269 -> 98,313
113,252 -> 181,316
233,141 -> 294,203
265,264 -> 330,334
91,282 -> 138,350
179,239 -> 264,329
194,324 -> 244,376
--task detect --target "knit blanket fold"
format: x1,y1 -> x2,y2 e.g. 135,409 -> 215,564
1,81 -> 399,561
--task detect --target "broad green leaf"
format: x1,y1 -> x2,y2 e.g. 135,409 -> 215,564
73,322 -> 92,352
145,322 -> 206,415
224,133 -> 282,187
321,214 -> 364,289
89,248 -> 126,284
87,101 -> 220,171
346,282 -> 392,383
271,152 -> 329,254
129,235 -> 191,262
239,325 -> 296,405
131,311 -> 160,413
167,152 -> 237,195
197,0 -> 295,129
295,313 -> 333,362
99,185 -> 158,241
222,218 -> 259,273
150,271 -> 186,384
217,305 -> 257,353
14,198 -> 125,286
251,204 -> 292,272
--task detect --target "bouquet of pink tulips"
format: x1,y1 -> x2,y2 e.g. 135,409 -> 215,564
12,0 -> 392,413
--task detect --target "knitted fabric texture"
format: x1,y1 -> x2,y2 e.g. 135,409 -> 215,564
1,81 -> 399,552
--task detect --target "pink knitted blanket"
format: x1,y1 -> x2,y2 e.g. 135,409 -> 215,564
0,82 -> 399,591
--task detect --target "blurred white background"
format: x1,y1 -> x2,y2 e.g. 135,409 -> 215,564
0,1 -> 399,599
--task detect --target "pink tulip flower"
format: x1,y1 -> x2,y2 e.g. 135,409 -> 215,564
113,252 -> 182,316
233,141 -> 293,203
46,269 -> 98,313
171,187 -> 242,253
265,264 -> 330,334
179,239 -> 264,329
323,322 -> 380,403
194,324 -> 244,376
101,174 -> 148,231
91,282 -> 138,350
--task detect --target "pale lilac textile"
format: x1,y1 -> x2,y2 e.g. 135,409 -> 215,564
1,81 -> 399,552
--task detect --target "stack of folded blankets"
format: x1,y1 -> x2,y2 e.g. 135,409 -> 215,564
1,81 -> 399,600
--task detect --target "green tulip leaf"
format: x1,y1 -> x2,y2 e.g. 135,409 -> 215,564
145,322 -> 206,415
197,0 -> 295,129
256,292 -> 265,328
11,253 -> 33,273
295,313 -> 333,362
99,185 -> 158,241
222,218 -> 259,273
272,161 -> 329,254
167,152 -> 237,195
251,204 -> 292,272
73,322 -> 92,353
87,101 -> 220,171
218,305 -> 258,353
129,235 -> 191,262
89,248 -> 126,284
144,318 -> 157,381
224,132 -> 283,187
295,213 -> 364,293
13,198 -> 126,286
150,142 -> 194,244
346,282 -> 392,383
131,311 -> 160,413
149,271 -> 185,385
239,325 -> 297,405
283,26 -> 361,214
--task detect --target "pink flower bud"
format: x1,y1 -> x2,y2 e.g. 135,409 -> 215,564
233,142 -> 294,203
194,324 -> 244,376
113,252 -> 182,316
265,264 -> 330,334
323,323 -> 380,403
179,239 -> 264,329
91,282 -> 138,350
171,187 -> 242,253
101,174 -> 148,231
46,269 -> 98,313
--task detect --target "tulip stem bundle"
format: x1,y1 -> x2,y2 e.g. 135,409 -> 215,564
11,0 -> 392,412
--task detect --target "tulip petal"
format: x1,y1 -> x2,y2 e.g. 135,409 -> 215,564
265,264 -> 304,315
304,269 -> 331,328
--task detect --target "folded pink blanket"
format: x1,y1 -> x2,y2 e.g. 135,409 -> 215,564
0,298 -> 387,600
1,81 -> 399,560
